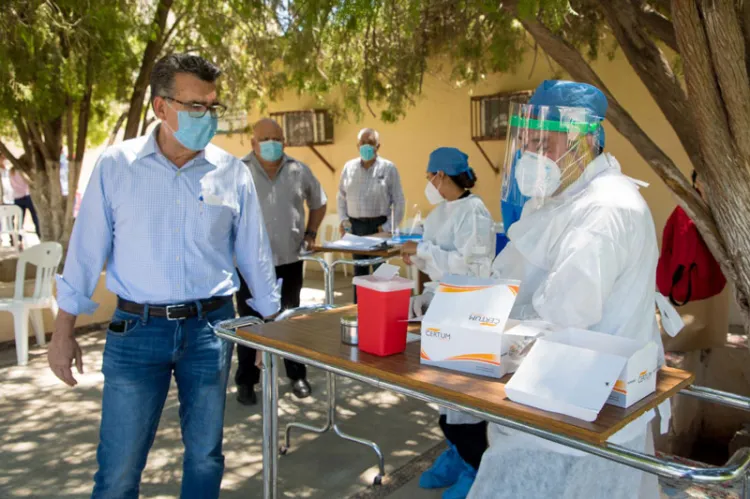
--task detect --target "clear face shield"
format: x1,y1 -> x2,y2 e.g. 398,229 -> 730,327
501,101 -> 603,206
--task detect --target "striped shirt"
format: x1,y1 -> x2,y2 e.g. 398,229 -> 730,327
337,156 -> 405,232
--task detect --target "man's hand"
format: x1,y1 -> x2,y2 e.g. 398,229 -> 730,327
48,311 -> 83,387
403,253 -> 413,265
303,234 -> 316,251
339,220 -> 351,237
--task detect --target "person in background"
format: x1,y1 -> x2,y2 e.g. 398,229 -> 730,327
0,153 -> 13,205
500,150 -> 529,231
47,53 -> 280,499
60,149 -> 70,197
469,80 -> 661,499
8,157 -> 39,241
402,147 -> 495,499
337,128 -> 405,299
234,118 -> 327,404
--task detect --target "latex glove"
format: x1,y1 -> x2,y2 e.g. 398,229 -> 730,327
409,291 -> 434,318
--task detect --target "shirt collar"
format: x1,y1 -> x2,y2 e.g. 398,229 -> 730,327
243,151 -> 293,177
136,125 -> 218,167
359,156 -> 380,169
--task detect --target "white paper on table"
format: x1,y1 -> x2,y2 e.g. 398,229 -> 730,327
322,233 -> 391,251
506,338 -> 628,422
373,263 -> 400,279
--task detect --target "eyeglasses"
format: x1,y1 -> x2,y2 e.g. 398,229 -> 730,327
164,97 -> 228,119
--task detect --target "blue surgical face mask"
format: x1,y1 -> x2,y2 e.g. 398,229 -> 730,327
259,140 -> 284,162
360,144 -> 376,161
166,103 -> 218,151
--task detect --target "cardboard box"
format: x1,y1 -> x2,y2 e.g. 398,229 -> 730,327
420,275 -> 520,378
505,328 -> 658,422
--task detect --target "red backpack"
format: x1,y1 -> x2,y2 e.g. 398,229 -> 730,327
656,206 -> 726,306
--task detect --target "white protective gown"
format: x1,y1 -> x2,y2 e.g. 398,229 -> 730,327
412,193 -> 495,425
469,153 -> 662,499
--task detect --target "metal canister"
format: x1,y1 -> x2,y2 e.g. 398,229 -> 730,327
340,315 -> 358,345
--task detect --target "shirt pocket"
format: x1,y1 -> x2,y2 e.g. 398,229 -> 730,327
197,201 -> 234,240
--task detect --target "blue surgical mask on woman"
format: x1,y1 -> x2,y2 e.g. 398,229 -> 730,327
259,140 -> 284,162
360,144 -> 376,161
168,110 -> 218,151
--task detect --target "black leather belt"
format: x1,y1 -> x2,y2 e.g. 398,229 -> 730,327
117,296 -> 232,321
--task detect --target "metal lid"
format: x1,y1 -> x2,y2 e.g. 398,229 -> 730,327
341,315 -> 358,326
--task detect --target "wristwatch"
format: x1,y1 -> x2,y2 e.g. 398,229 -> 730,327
305,230 -> 317,238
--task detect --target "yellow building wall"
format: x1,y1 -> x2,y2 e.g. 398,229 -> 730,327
213,48 -> 693,245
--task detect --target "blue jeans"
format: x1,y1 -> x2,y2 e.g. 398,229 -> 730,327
92,302 -> 234,499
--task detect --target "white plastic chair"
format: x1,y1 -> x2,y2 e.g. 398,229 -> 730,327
318,213 -> 349,276
0,242 -> 63,365
0,204 -> 23,252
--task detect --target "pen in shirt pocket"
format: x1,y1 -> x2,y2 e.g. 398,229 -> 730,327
198,194 -> 204,212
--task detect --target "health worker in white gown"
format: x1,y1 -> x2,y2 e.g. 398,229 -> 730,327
468,80 -> 663,499
401,147 -> 495,499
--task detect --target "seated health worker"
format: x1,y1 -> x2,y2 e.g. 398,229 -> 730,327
468,81 -> 663,499
400,147 -> 495,499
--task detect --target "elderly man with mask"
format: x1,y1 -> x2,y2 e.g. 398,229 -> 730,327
465,80 -> 663,499
337,128 -> 405,297
234,118 -> 327,404
47,54 -> 281,499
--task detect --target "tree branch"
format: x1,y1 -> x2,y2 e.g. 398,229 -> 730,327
699,0 -> 750,162
599,0 -> 704,173
0,140 -> 23,170
26,120 -> 53,162
65,103 -> 75,161
12,116 -> 33,161
635,2 -> 678,52
140,116 -> 156,136
123,0 -> 174,140
161,9 -> 187,49
107,111 -> 128,146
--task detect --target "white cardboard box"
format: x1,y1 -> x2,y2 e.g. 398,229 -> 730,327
420,275 -> 521,378
505,328 -> 658,422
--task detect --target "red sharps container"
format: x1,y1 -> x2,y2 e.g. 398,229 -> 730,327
353,275 -> 414,356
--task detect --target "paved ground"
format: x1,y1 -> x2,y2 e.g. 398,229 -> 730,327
0,272 -> 742,498
0,274 -> 444,498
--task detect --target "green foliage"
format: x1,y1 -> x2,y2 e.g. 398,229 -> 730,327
0,0 -> 140,152
223,0 -> 528,122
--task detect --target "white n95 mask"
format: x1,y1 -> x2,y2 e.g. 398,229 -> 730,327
515,152 -> 562,198
424,179 -> 444,205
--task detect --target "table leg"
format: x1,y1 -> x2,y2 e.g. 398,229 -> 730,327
262,351 -> 279,499
329,373 -> 386,485
281,372 -> 334,454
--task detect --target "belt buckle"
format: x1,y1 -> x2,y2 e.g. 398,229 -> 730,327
165,304 -> 182,321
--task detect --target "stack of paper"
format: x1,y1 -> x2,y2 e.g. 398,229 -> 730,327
322,233 -> 390,251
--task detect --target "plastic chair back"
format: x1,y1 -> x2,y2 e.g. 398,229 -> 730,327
15,242 -> 63,301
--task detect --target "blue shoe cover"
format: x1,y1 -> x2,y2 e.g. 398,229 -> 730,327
419,444 -> 464,489
442,466 -> 477,499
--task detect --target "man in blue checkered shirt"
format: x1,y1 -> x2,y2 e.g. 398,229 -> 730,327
47,54 -> 280,499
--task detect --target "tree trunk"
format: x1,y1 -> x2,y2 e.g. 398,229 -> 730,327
122,0 -> 174,140
672,0 -> 750,335
29,159 -> 65,242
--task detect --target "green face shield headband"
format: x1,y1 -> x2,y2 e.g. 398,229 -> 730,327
509,115 -> 601,135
